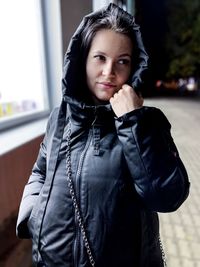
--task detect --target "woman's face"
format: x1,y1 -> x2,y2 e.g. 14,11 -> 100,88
86,29 -> 133,104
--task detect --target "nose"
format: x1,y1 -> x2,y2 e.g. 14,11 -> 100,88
102,61 -> 115,76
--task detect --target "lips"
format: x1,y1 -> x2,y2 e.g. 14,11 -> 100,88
97,82 -> 116,89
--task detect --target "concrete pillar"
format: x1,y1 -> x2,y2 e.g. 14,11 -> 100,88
93,0 -> 113,10
127,0 -> 135,15
60,0 -> 93,56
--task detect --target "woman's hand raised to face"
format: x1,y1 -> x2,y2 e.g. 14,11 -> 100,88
110,84 -> 144,118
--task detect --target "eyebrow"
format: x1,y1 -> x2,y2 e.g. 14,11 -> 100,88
93,51 -> 131,58
118,53 -> 132,58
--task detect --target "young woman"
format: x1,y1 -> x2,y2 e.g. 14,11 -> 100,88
17,3 -> 190,267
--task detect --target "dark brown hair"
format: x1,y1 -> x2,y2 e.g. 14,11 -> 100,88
81,4 -> 136,62
62,3 -> 148,101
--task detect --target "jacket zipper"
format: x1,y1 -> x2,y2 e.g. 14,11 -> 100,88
73,128 -> 93,267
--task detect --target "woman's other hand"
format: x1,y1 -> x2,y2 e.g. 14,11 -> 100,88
110,84 -> 144,117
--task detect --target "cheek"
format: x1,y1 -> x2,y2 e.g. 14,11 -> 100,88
86,63 -> 93,85
86,63 -> 98,92
86,61 -> 96,80
118,69 -> 131,84
86,60 -> 90,78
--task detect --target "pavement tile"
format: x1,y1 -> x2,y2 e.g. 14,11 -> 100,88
184,225 -> 199,242
190,242 -> 200,260
178,240 -> 192,258
145,97 -> 200,265
181,258 -> 196,267
167,256 -> 181,267
193,215 -> 200,227
163,237 -> 178,256
174,225 -> 186,239
162,223 -> 174,238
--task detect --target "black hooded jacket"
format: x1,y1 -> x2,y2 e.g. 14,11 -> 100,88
16,4 -> 190,267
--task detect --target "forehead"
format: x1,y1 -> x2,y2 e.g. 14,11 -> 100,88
89,29 -> 133,55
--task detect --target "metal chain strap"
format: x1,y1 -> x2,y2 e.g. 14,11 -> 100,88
159,235 -> 167,267
66,122 -> 95,267
66,122 -> 167,267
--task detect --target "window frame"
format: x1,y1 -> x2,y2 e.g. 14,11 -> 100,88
0,0 -> 63,132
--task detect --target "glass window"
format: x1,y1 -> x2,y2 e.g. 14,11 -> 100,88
0,0 -> 49,127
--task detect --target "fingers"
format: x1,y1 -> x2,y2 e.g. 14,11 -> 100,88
109,84 -> 144,117
112,84 -> 143,100
122,84 -> 143,98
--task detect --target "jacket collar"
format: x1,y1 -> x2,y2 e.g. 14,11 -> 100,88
64,95 -> 115,127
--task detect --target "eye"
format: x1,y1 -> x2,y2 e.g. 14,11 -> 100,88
94,55 -> 106,61
118,59 -> 130,65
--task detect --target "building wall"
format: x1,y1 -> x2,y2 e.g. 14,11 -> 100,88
60,0 -> 92,56
0,136 -> 43,267
0,1 -> 93,266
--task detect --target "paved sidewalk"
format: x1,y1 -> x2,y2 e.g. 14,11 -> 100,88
145,97 -> 200,267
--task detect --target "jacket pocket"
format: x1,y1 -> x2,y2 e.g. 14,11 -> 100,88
27,188 -> 44,238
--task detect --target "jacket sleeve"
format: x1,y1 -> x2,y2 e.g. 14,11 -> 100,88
16,108 -> 59,238
115,106 -> 190,212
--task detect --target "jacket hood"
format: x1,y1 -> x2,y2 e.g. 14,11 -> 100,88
62,3 -> 149,105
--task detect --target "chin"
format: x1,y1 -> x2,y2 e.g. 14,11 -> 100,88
93,95 -> 111,105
